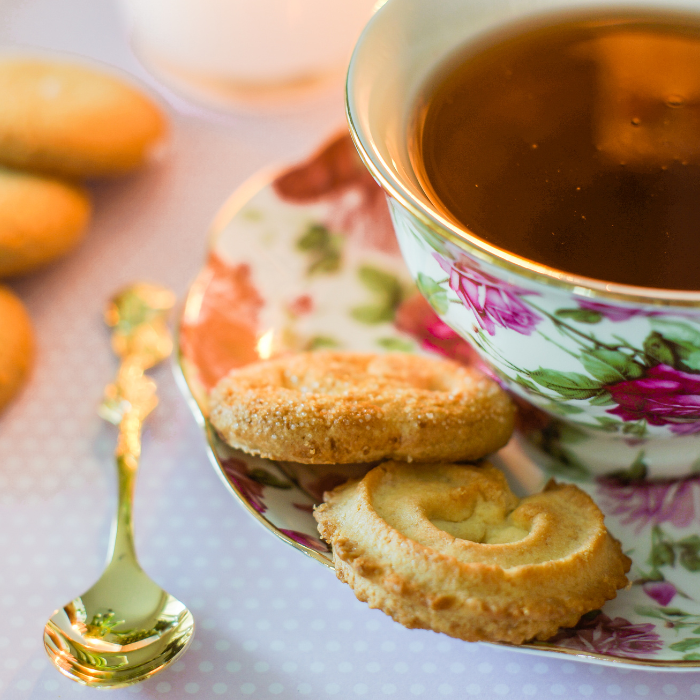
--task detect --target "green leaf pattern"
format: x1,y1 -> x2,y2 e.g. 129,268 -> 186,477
296,223 -> 343,275
351,265 -> 406,325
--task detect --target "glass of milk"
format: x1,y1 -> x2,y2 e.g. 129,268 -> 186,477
119,0 -> 381,106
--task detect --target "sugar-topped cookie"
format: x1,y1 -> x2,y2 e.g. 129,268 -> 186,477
209,351 -> 515,464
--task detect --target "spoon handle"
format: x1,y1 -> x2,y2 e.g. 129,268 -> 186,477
105,361 -> 157,569
99,284 -> 175,571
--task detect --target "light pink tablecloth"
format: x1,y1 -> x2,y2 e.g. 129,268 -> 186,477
1,1 -> 699,698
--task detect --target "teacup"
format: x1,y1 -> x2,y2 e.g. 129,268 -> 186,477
346,0 -> 700,479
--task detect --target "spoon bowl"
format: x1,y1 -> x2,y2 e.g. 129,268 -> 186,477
43,582 -> 193,687
44,283 -> 195,687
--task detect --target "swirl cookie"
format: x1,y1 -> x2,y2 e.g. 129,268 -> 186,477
0,59 -> 167,178
0,286 -> 34,411
209,351 -> 515,464
315,461 -> 631,644
0,166 -> 90,277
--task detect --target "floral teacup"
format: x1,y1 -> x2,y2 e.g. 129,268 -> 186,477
346,0 -> 700,479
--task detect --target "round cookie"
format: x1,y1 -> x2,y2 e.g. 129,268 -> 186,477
315,461 -> 631,645
0,58 -> 167,178
0,286 -> 34,411
0,166 -> 90,277
209,351 -> 515,464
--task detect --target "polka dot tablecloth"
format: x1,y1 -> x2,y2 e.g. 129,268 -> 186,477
1,1 -> 700,698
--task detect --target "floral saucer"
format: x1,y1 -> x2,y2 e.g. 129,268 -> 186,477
175,132 -> 700,670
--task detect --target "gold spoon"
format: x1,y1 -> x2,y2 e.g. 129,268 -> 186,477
44,283 -> 195,688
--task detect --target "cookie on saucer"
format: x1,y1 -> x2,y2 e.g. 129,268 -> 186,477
209,351 -> 515,464
315,460 -> 631,644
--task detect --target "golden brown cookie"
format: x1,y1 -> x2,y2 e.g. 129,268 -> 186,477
209,351 -> 515,464
315,461 -> 631,645
0,286 -> 34,411
0,166 -> 90,277
0,58 -> 167,178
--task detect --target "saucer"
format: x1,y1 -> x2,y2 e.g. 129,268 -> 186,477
175,132 -> 700,670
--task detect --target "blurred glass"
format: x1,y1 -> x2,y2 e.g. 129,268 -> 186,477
119,0 -> 380,106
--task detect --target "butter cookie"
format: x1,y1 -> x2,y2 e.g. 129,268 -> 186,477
315,461 -> 631,644
0,166 -> 90,277
0,58 -> 166,178
209,351 -> 515,464
0,286 -> 34,411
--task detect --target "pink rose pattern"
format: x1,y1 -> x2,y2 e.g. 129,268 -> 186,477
220,459 -> 328,552
220,457 -> 267,515
426,258 -> 700,434
596,473 -> 700,532
547,612 -> 664,658
578,300 -> 643,322
578,299 -> 700,323
643,581 -> 678,607
606,364 -> 700,433
393,293 -> 484,368
435,254 -> 542,336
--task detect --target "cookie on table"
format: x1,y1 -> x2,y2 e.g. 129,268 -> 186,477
209,351 -> 515,464
315,460 -> 631,644
0,286 -> 34,412
0,58 -> 167,178
0,166 -> 90,277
